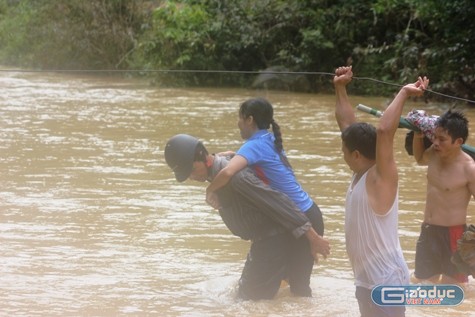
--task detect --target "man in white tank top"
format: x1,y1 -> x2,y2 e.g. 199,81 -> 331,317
334,66 -> 429,317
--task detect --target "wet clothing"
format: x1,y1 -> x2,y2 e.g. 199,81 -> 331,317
211,155 -> 312,241
452,224 -> 475,277
236,129 -> 313,212
287,203 -> 324,297
238,232 -> 292,300
345,172 -> 409,317
405,109 -> 438,140
210,155 -> 323,299
415,222 -> 468,283
238,204 -> 324,299
233,129 -> 324,296
345,172 -> 409,289
355,287 -> 405,317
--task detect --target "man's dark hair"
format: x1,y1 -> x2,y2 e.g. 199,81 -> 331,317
239,97 -> 292,168
194,142 -> 208,163
341,122 -> 377,160
436,109 -> 469,144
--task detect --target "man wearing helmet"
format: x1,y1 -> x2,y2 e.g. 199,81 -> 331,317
164,134 -> 330,300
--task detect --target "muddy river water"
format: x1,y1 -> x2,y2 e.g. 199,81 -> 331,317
0,70 -> 474,316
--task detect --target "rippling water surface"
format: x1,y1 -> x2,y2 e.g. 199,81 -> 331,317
0,70 -> 474,316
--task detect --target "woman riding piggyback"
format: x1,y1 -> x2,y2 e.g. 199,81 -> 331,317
205,96 -> 326,297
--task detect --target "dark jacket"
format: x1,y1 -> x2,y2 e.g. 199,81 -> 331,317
210,155 -> 311,241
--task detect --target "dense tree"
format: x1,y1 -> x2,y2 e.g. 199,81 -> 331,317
0,0 -> 473,101
0,0 -> 149,69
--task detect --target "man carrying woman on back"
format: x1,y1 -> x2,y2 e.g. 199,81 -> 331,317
205,96 -> 327,298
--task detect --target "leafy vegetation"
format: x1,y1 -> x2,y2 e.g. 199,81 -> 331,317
0,0 -> 473,101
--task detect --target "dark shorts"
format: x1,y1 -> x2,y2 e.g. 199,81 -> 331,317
237,202 -> 325,300
286,202 -> 324,297
356,287 -> 405,317
238,232 -> 292,300
414,222 -> 468,283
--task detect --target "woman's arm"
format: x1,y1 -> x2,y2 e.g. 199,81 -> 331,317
206,154 -> 248,208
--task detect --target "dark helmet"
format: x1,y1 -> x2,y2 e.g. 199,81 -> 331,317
164,134 -> 200,182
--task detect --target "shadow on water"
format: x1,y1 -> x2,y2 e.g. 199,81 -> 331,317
0,70 -> 474,316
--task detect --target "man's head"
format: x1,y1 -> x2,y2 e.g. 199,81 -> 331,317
435,109 -> 468,144
341,122 -> 377,159
164,134 -> 208,182
341,122 -> 377,172
431,110 -> 469,156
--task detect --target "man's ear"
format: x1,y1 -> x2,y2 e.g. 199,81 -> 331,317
351,149 -> 361,160
454,137 -> 464,146
206,156 -> 213,168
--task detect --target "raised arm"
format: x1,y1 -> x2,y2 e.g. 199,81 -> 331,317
412,132 -> 431,165
334,66 -> 356,132
371,77 -> 429,213
377,77 -> 429,176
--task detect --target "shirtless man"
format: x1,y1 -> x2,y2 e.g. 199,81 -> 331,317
413,110 -> 475,284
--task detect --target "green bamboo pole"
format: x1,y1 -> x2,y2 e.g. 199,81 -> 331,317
356,104 -> 475,155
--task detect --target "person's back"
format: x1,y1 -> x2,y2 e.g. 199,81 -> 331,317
236,128 -> 313,212
204,97 -> 326,297
211,154 -> 302,241
346,172 -> 409,288
205,97 -> 322,236
334,66 -> 428,317
164,134 -> 330,300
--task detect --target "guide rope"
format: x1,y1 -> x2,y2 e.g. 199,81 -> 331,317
1,68 -> 474,104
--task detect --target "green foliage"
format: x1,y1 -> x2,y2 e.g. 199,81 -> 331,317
0,0 -> 474,100
0,0 -> 37,66
135,2 -> 213,69
0,0 -> 148,69
414,0 -> 475,99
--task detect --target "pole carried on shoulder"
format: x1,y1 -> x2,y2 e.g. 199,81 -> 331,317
356,104 -> 475,156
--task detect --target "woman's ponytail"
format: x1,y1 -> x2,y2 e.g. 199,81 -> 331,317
271,119 -> 292,169
240,97 -> 293,169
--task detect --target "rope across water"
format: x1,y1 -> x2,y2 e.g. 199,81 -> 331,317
1,68 -> 474,104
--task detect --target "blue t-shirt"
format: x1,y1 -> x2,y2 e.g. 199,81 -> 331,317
236,129 -> 313,212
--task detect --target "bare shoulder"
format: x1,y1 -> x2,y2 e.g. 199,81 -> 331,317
461,153 -> 475,197
463,153 -> 475,178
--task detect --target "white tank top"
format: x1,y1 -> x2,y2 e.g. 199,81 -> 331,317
345,172 -> 409,289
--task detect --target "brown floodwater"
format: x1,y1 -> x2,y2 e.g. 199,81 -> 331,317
0,70 -> 474,316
